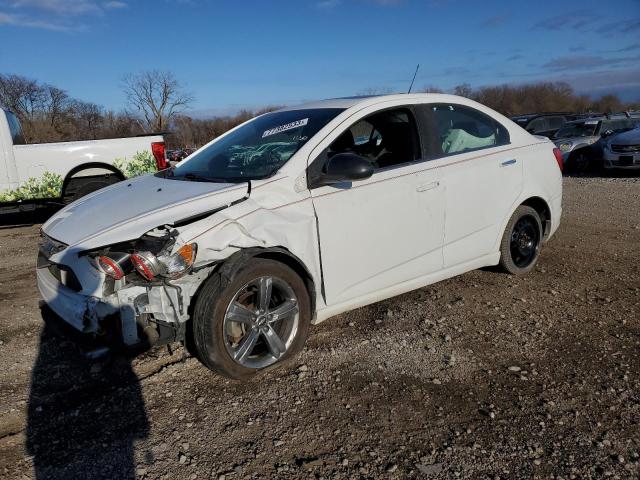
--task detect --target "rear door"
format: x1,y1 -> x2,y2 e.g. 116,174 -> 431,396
417,103 -> 522,268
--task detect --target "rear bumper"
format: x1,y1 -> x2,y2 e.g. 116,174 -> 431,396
548,192 -> 562,241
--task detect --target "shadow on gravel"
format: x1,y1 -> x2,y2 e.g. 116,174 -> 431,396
26,306 -> 149,479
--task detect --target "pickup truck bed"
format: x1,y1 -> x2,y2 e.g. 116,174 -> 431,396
0,108 -> 165,210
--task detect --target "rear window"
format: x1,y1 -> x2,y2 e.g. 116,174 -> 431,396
5,111 -> 25,145
555,121 -> 598,138
423,104 -> 509,157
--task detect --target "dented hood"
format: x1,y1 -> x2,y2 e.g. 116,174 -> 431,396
43,174 -> 248,249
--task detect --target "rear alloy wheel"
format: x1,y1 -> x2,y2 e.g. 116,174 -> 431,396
192,259 -> 310,379
498,205 -> 543,275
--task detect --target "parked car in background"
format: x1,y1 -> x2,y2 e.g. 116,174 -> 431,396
510,113 -> 584,139
0,108 -> 166,211
37,93 -> 562,379
553,113 -> 640,173
602,126 -> 640,171
166,148 -> 196,166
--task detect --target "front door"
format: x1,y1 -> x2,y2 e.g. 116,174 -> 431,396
309,107 -> 445,306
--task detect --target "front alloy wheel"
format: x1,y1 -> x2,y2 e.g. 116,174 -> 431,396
191,258 -> 311,379
223,276 -> 300,369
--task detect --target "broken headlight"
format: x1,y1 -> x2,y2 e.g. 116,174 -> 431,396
93,229 -> 197,282
130,244 -> 197,281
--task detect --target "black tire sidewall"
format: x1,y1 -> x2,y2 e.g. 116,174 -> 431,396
192,258 -> 311,380
499,205 -> 543,275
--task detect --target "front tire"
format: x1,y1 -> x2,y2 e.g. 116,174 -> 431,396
192,258 -> 311,380
498,205 -> 543,275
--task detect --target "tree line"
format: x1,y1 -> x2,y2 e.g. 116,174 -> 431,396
1,71 -> 638,148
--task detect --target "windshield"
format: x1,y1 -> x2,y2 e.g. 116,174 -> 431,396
165,108 -> 344,182
554,121 -> 599,139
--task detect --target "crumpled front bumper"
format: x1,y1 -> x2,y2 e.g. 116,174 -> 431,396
37,262 -> 191,347
37,264 -> 118,334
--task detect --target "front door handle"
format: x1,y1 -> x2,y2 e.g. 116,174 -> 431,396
501,159 -> 517,167
416,181 -> 439,192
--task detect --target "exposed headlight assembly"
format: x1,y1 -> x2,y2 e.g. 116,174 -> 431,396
95,239 -> 197,282
131,244 -> 197,280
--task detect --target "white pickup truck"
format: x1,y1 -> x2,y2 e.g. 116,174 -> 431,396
0,108 -> 166,212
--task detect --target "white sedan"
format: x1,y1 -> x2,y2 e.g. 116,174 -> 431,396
37,94 -> 563,379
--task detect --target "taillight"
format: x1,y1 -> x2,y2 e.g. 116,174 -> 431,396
151,141 -> 167,170
97,254 -> 129,280
553,148 -> 563,172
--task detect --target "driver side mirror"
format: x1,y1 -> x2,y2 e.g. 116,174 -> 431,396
312,153 -> 374,188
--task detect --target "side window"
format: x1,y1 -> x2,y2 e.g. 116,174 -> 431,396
326,107 -> 421,169
5,111 -> 26,145
423,104 -> 509,157
548,117 -> 565,130
527,117 -> 548,134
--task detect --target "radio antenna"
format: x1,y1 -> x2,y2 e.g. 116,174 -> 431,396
408,64 -> 420,93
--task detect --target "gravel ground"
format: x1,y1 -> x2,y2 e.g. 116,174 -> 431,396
0,177 -> 639,479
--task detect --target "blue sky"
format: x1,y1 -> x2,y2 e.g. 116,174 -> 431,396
1,0 -> 639,117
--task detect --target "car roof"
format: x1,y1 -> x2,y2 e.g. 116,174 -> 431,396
565,115 -> 634,125
277,93 -> 476,112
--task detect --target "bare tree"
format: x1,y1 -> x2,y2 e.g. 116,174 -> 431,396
122,70 -> 193,132
420,85 -> 444,93
0,73 -> 45,120
42,85 -> 70,128
72,101 -> 104,139
357,86 -> 393,96
453,83 -> 474,98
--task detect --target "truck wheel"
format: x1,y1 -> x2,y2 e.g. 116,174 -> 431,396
63,175 -> 121,204
192,259 -> 311,380
498,205 -> 543,275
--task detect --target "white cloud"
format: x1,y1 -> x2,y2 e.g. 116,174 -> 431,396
103,1 -> 126,9
0,10 -> 72,30
0,0 -> 127,31
10,0 -> 101,15
316,0 -> 340,8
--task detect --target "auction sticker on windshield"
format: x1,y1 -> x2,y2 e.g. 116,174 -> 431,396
262,118 -> 309,138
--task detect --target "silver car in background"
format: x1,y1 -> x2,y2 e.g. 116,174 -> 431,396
603,127 -> 640,170
553,114 -> 640,173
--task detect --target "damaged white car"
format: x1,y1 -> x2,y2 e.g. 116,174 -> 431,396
37,94 -> 563,379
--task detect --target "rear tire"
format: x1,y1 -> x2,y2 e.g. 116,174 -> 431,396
498,205 -> 543,275
192,258 -> 311,380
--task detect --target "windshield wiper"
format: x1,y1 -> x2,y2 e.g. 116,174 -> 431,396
172,172 -> 244,183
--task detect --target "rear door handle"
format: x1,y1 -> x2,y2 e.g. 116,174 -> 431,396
416,181 -> 439,192
501,159 -> 517,167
